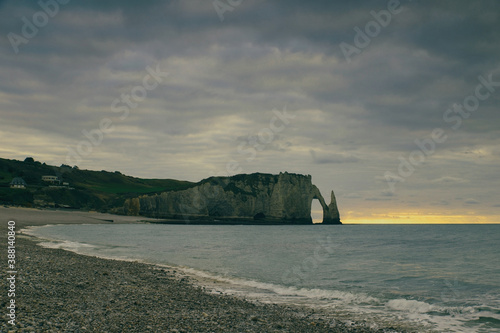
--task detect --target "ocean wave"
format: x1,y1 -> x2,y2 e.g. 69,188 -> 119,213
37,240 -> 96,250
179,266 -> 379,304
386,299 -> 434,313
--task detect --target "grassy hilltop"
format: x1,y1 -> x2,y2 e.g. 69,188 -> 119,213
0,157 -> 195,213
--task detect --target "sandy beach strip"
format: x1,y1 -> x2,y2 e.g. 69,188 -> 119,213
0,207 -> 413,332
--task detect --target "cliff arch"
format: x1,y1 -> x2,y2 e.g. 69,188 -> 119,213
130,172 -> 341,224
310,185 -> 341,224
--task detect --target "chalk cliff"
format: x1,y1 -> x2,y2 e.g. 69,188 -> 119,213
125,172 -> 341,224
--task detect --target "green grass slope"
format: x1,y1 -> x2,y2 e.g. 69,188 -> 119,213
0,157 -> 195,213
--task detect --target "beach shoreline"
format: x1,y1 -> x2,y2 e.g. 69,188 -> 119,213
1,207 -> 416,332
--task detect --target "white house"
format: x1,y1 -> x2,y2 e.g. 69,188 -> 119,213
42,175 -> 60,184
10,177 -> 27,189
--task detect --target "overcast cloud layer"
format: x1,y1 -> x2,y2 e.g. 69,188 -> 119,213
1,0 -> 499,222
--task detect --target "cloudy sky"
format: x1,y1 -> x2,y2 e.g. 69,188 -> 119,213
1,0 -> 499,223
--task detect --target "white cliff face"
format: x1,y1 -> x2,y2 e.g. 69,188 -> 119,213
125,172 -> 341,224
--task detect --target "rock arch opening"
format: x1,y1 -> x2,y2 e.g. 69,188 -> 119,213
311,198 -> 323,223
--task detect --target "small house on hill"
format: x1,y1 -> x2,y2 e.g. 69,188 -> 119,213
42,175 -> 61,184
10,177 -> 27,189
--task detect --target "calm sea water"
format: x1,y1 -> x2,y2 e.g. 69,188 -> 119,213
24,224 -> 500,332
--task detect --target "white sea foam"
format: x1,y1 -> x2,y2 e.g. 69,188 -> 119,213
22,224 -> 92,239
386,299 -> 434,313
23,226 -> 138,262
23,226 -> 96,253
168,265 -> 499,333
21,225 -> 57,238
153,263 -> 497,332
180,266 -> 379,304
38,240 -> 95,251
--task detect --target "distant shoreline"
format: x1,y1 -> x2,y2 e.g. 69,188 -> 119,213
143,218 -> 341,225
2,205 -> 341,225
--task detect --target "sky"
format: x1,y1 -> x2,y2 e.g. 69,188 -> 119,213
1,0 -> 499,223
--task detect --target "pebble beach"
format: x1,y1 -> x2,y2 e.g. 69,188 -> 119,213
1,207 -> 415,332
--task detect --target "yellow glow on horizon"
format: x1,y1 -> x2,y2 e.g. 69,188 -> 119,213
342,214 -> 500,224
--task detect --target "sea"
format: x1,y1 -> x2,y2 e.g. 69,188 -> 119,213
23,223 -> 500,332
